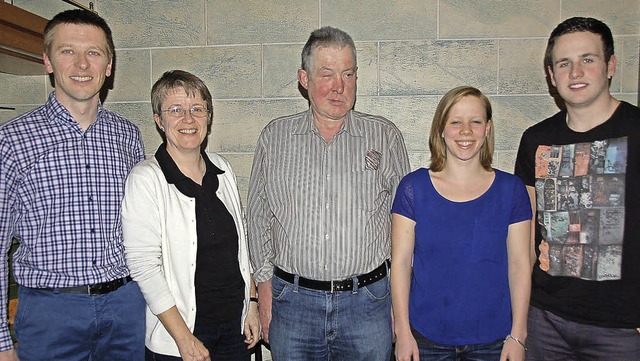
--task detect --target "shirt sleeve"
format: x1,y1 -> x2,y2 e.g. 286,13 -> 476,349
391,174 -> 416,221
510,176 -> 533,224
0,135 -> 18,351
246,129 -> 277,283
514,130 -> 536,187
121,166 -> 175,316
386,127 -> 411,203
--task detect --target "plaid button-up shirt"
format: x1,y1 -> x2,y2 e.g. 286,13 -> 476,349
0,91 -> 144,349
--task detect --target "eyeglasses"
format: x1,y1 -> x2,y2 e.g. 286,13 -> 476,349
161,106 -> 210,119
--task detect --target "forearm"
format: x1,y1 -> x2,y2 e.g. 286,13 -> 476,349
390,214 -> 416,335
390,260 -> 412,334
507,221 -> 532,339
157,306 -> 193,343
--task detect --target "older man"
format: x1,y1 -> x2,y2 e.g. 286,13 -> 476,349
0,9 -> 145,361
247,26 -> 410,360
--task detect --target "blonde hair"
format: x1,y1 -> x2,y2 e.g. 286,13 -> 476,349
429,86 -> 494,172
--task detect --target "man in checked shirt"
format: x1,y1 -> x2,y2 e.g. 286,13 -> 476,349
0,9 -> 145,360
247,26 -> 410,360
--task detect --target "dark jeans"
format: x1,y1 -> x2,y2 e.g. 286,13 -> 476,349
411,326 -> 503,361
527,305 -> 640,361
145,316 -> 249,361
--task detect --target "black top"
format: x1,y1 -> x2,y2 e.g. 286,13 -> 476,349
156,145 -> 244,325
514,101 -> 640,328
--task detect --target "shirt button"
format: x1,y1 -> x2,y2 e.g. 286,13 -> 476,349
90,228 -> 96,233
88,196 -> 93,202
85,164 -> 90,169
325,234 -> 329,240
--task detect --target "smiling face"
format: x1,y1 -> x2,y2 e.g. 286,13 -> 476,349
298,46 -> 357,124
154,87 -> 209,157
548,31 -> 616,111
44,23 -> 112,109
443,95 -> 491,165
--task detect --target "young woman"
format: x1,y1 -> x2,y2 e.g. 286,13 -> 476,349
391,86 -> 531,361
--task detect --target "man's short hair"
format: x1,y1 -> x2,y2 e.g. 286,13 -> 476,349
429,86 -> 494,172
151,70 -> 214,127
544,17 -> 614,69
301,26 -> 357,72
44,9 -> 115,61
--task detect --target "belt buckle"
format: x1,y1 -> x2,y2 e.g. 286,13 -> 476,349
330,280 -> 335,292
87,285 -> 96,296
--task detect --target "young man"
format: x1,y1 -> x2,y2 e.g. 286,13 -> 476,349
0,10 -> 145,360
515,17 -> 640,360
247,27 -> 410,360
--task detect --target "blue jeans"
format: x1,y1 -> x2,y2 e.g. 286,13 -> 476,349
269,274 -> 392,361
15,280 -> 146,361
411,326 -> 503,361
145,316 -> 249,361
527,305 -> 640,361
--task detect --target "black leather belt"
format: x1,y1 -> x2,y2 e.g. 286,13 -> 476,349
43,276 -> 132,296
274,260 -> 389,292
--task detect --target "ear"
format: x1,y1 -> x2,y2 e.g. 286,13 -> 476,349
105,58 -> 113,77
154,113 -> 164,130
298,69 -> 309,90
485,119 -> 492,137
43,52 -> 54,74
606,54 -> 617,80
547,65 -> 557,87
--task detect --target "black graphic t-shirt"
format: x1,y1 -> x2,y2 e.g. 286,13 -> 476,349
515,101 -> 640,328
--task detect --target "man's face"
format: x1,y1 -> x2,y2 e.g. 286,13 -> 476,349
548,31 -> 616,110
298,46 -> 357,123
44,23 -> 112,109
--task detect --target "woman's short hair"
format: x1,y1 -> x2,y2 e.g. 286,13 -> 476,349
429,86 -> 494,172
151,70 -> 213,127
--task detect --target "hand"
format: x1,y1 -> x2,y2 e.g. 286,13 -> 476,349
257,280 -> 273,344
538,241 -> 550,271
244,301 -> 261,349
500,337 -> 525,361
394,331 -> 419,361
175,334 -> 210,361
0,350 -> 19,361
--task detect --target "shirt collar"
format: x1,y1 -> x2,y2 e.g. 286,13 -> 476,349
292,108 -> 363,137
155,144 -> 224,185
45,90 -> 109,126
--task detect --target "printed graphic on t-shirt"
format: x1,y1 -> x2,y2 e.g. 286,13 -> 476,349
534,137 -> 627,281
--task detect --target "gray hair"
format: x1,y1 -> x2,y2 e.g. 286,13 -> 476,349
301,26 -> 356,72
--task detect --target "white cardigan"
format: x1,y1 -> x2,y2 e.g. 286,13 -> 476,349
122,152 -> 251,357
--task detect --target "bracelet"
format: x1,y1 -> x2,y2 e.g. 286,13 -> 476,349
504,334 -> 527,351
250,297 -> 259,303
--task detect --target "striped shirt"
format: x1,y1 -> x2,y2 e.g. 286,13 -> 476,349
247,109 -> 410,282
0,92 -> 144,349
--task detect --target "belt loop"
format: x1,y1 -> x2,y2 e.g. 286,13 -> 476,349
293,274 -> 300,293
351,276 -> 359,294
385,259 -> 391,275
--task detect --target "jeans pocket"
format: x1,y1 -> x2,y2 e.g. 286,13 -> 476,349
362,277 -> 390,301
271,276 -> 290,301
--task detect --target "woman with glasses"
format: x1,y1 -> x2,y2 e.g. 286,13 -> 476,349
122,70 -> 260,361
